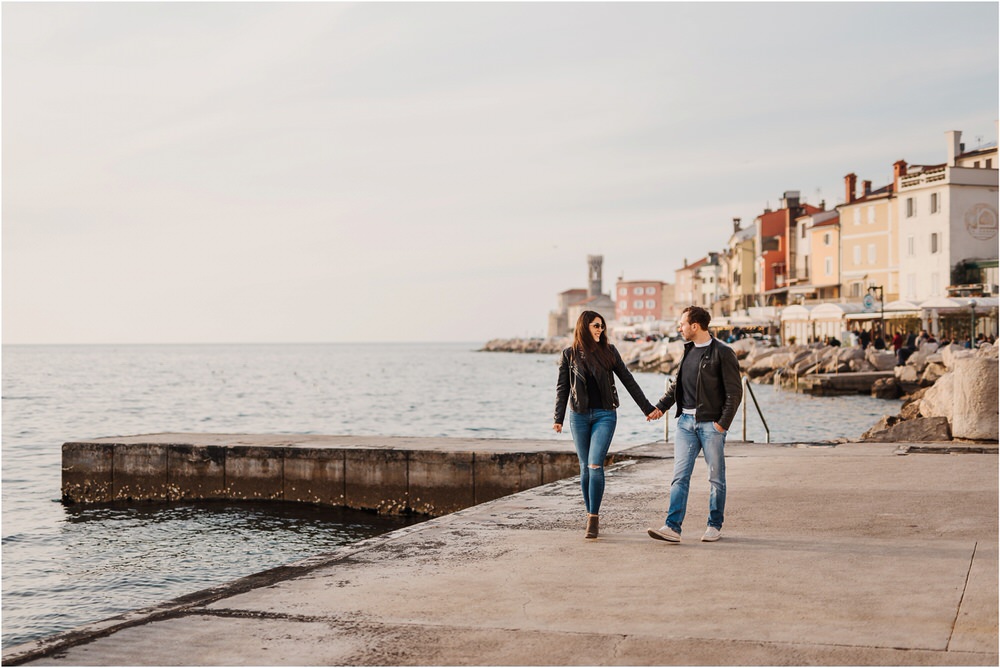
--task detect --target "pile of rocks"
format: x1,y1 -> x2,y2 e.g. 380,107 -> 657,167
479,337 -> 569,354
861,342 -> 998,442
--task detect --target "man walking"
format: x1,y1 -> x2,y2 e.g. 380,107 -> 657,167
647,306 -> 743,543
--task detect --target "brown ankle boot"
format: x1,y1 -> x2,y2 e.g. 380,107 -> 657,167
585,514 -> 599,539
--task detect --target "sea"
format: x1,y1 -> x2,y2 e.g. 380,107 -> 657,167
1,342 -> 902,649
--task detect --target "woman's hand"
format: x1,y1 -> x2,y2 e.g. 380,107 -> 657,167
646,408 -> 663,421
553,423 -> 563,433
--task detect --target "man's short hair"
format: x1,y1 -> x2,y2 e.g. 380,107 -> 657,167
683,305 -> 712,330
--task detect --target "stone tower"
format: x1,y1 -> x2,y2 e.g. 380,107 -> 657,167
587,255 -> 603,297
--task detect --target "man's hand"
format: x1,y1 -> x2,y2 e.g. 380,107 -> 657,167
713,422 -> 726,433
553,423 -> 563,433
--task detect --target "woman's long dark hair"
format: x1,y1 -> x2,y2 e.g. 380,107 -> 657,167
572,310 -> 614,370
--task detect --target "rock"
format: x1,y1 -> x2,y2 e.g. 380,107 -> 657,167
894,365 -> 922,395
920,372 -> 955,421
871,377 -> 901,400
860,415 -> 898,439
861,416 -> 952,442
951,353 -> 999,441
899,399 -> 921,420
919,362 -> 948,386
728,338 -> 755,359
865,348 -> 897,371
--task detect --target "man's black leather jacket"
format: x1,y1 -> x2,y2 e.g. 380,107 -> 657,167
655,338 -> 743,430
554,345 -> 655,425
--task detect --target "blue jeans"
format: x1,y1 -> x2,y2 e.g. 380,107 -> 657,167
568,409 -> 617,514
666,414 -> 727,532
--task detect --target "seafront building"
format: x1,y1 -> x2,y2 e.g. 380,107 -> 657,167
614,279 -> 675,326
547,127 -> 998,342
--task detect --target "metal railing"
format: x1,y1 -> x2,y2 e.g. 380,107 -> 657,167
741,376 -> 770,443
662,375 -> 771,444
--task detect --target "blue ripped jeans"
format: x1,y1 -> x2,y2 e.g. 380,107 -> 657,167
665,413 -> 727,532
568,409 -> 617,515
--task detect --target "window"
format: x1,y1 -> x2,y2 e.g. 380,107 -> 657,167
906,198 -> 915,217
633,300 -> 643,309
850,283 -> 861,297
974,161 -> 980,168
907,236 -> 915,256
853,246 -> 861,265
645,287 -> 655,295
930,192 -> 939,214
868,207 -> 875,224
619,287 -> 628,296
931,272 -> 940,295
868,244 -> 876,264
854,209 -> 861,226
645,299 -> 655,309
906,274 -> 916,298
987,159 -> 993,168
930,232 -> 939,254
801,224 -> 807,239
823,232 -> 831,246
825,257 -> 833,276
633,287 -> 643,295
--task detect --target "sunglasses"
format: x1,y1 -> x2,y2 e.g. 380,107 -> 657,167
589,322 -> 606,330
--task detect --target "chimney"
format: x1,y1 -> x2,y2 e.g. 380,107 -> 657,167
819,199 -> 825,210
862,180 -> 872,196
782,190 -> 800,209
892,160 -> 908,192
733,217 -> 742,233
844,173 -> 857,203
946,130 -> 962,166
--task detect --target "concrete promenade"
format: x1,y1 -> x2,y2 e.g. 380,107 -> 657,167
7,440 -> 998,666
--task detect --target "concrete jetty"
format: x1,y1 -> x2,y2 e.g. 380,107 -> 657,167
61,434 -> 582,516
9,438 -> 997,665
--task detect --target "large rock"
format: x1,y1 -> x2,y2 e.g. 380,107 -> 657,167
862,416 -> 952,442
871,377 -> 901,400
951,348 -> 999,441
920,372 -> 955,421
919,362 -> 948,386
865,348 -> 897,371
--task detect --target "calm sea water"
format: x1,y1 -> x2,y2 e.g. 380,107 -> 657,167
1,343 -> 901,648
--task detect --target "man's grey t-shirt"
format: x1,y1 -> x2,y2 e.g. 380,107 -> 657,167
679,341 -> 711,411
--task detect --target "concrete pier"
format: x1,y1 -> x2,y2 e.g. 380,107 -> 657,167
61,434 -> 583,516
793,370 -> 896,395
12,438 -> 996,666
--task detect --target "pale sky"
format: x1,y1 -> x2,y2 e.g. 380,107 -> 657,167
3,1 -> 998,344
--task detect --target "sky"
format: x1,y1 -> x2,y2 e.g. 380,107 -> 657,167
3,2 -> 998,344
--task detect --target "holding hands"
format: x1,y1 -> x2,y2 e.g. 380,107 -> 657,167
646,408 -> 663,421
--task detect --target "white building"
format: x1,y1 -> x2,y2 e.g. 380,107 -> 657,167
897,129 -> 998,301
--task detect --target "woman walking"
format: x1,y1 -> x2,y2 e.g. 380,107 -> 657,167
553,311 -> 658,539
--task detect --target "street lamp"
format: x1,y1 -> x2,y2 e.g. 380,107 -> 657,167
969,299 -> 977,345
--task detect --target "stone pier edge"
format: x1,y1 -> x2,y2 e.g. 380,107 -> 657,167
2,469 -> 597,666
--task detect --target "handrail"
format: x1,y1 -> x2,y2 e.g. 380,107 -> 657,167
741,376 -> 771,443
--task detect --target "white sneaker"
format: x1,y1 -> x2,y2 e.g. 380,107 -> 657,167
701,527 -> 721,542
647,525 -> 681,542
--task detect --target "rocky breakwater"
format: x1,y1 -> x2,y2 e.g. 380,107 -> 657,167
861,342 -> 999,443
480,337 -> 569,354
623,337 -> 887,386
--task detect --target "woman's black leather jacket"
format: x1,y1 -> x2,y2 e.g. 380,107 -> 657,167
554,345 -> 655,425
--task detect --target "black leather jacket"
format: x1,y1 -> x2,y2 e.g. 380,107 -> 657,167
655,338 -> 743,430
554,345 -> 655,425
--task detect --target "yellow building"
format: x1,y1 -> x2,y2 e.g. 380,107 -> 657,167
808,213 -> 841,300
836,167 -> 903,303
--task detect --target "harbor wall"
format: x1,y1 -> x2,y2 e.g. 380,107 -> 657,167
62,434 -> 583,516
